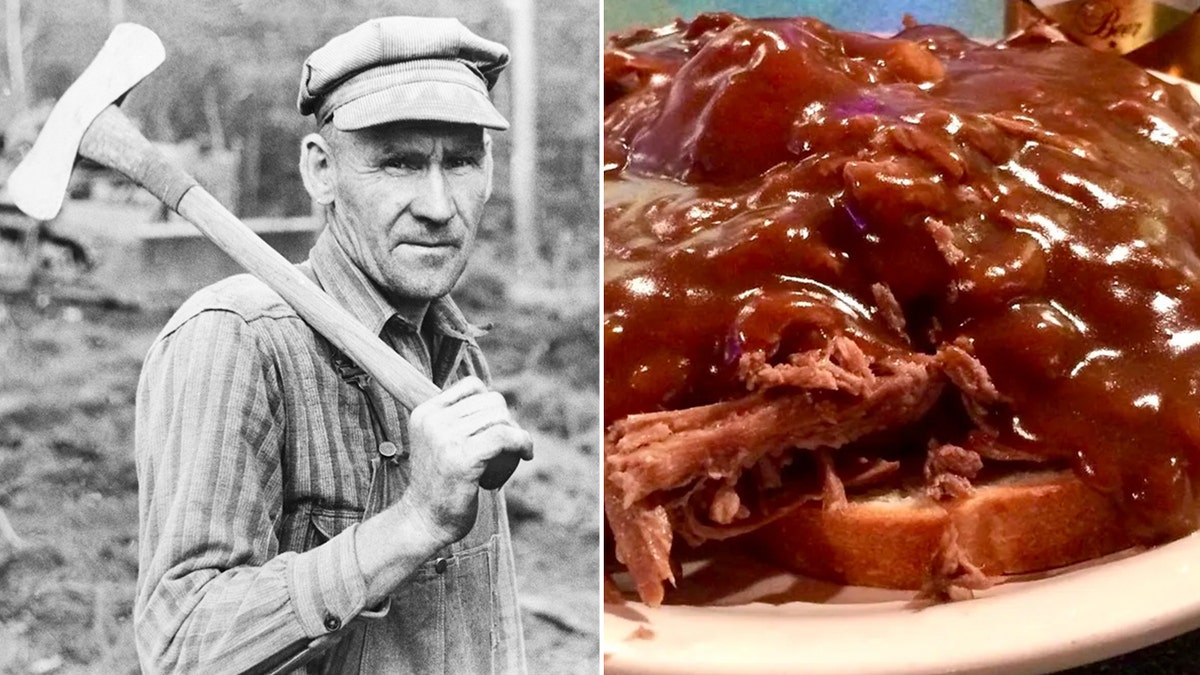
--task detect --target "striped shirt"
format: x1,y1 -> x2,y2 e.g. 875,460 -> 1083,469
133,228 -> 525,674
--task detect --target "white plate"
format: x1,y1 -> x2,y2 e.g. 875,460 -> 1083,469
604,533 -> 1200,673
604,71 -> 1200,675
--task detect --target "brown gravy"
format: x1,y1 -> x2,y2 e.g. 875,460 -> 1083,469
604,13 -> 1200,540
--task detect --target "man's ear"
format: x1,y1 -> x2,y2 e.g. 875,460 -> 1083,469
483,131 -> 494,202
300,132 -> 336,205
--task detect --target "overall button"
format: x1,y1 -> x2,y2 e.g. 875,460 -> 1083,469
434,557 -> 449,574
323,614 -> 342,632
378,441 -> 398,458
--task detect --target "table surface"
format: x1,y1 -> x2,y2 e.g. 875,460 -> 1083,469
1065,630 -> 1200,673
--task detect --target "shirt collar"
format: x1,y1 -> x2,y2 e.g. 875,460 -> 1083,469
307,227 -> 488,344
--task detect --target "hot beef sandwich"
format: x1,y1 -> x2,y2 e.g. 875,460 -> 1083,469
604,13 -> 1200,606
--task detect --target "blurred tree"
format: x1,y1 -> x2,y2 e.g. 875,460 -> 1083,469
535,0 -> 599,270
1,0 -> 597,263
5,0 -> 25,109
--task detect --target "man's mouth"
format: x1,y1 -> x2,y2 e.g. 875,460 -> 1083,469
397,241 -> 460,249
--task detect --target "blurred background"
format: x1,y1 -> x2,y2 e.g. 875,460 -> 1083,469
604,0 -> 1005,37
604,0 -> 1200,80
0,1 -> 598,673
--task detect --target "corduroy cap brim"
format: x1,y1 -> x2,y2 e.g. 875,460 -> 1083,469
298,16 -> 510,131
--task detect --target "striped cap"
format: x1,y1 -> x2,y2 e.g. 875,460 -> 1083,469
298,16 -> 510,131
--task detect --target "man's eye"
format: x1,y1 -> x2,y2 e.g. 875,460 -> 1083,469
384,156 -> 426,171
446,156 -> 481,170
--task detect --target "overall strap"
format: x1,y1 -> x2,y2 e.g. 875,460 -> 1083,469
332,352 -> 403,519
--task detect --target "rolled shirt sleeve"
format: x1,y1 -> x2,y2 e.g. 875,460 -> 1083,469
133,308 -> 370,673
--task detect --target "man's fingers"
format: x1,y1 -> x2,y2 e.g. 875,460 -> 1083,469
470,424 -> 535,464
425,375 -> 488,409
409,379 -> 531,484
418,390 -> 513,439
445,390 -> 510,422
425,405 -> 512,440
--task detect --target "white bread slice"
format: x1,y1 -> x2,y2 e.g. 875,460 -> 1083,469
752,470 -> 1136,589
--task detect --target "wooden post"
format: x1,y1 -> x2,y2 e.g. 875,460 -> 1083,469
506,0 -> 538,269
241,98 -> 262,217
5,0 -> 26,109
109,0 -> 125,26
203,82 -> 225,150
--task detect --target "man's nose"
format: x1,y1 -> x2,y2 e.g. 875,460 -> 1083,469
411,167 -> 454,225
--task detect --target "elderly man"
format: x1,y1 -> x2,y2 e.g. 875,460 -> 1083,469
133,17 -> 531,674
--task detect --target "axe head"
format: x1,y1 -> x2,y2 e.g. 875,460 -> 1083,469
7,23 -> 164,221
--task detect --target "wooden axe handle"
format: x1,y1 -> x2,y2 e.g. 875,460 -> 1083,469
81,104 -> 519,490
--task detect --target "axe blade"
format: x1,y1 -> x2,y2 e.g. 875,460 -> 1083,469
7,23 -> 165,221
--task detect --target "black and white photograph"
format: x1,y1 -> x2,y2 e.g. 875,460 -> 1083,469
0,1 -> 599,673
602,1 -> 1200,674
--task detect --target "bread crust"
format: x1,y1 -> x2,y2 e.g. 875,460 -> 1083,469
752,470 -> 1137,589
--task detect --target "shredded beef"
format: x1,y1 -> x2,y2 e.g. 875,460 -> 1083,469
738,336 -> 876,394
817,449 -> 849,510
605,344 -> 942,605
708,483 -> 747,524
924,443 -> 984,501
840,455 -> 902,488
606,349 -> 941,507
887,126 -> 966,180
938,338 -> 1006,433
928,443 -> 984,476
871,283 -> 909,343
919,523 -> 993,601
926,218 -> 965,266
672,451 -> 903,548
674,478 -> 821,545
754,451 -> 789,489
983,112 -> 1094,156
927,474 -> 973,501
604,480 -> 675,607
939,338 -> 1002,403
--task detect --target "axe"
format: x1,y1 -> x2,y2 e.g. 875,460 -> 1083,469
7,24 -> 521,490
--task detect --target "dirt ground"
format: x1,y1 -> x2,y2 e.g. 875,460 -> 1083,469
0,254 -> 599,673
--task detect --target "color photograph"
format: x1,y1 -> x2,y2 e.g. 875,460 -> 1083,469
603,1 -> 1200,673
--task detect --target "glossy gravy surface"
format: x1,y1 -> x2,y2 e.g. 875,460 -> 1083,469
604,14 -> 1200,539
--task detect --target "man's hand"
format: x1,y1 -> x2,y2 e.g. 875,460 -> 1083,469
402,376 -> 534,546
354,377 -> 531,607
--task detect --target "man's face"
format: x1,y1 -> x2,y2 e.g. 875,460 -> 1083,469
323,121 -> 491,306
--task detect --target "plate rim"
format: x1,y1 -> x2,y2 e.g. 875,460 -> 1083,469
604,532 -> 1200,674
